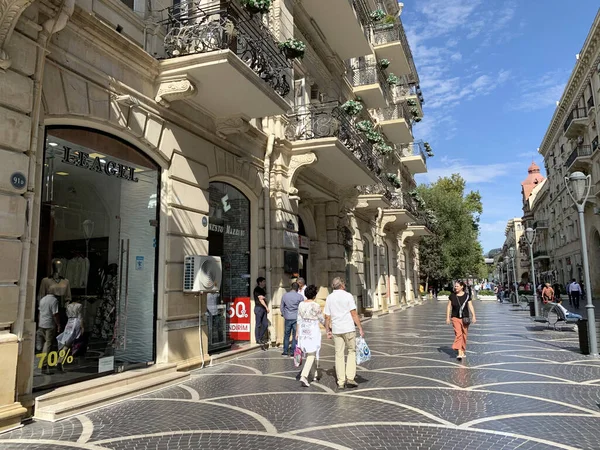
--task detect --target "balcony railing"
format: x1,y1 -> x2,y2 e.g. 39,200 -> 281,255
563,107 -> 587,133
588,96 -> 595,109
357,180 -> 395,201
346,62 -> 392,99
369,20 -> 418,84
352,0 -> 374,37
533,250 -> 549,258
397,141 -> 427,160
285,101 -> 382,175
374,102 -> 412,128
161,0 -> 290,97
565,144 -> 592,168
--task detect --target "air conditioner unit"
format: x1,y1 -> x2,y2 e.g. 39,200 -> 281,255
183,255 -> 222,293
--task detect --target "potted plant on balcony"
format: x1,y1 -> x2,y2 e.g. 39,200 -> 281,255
370,9 -> 386,22
378,59 -> 390,70
278,39 -> 306,60
240,0 -> 271,14
406,98 -> 417,106
365,130 -> 384,144
386,173 -> 401,189
375,143 -> 393,156
355,120 -> 374,133
341,99 -> 363,116
387,73 -> 400,86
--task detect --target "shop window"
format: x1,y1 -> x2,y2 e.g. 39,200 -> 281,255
208,182 -> 251,352
36,128 -> 160,391
363,237 -> 373,308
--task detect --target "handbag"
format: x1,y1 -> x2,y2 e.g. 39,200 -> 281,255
458,293 -> 471,326
355,336 -> 372,365
293,345 -> 303,368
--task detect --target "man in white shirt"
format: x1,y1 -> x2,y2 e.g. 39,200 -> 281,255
555,298 -> 582,320
297,277 -> 307,300
324,277 -> 364,390
569,279 -> 582,309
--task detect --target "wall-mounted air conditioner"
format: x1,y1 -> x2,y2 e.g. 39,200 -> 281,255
183,255 -> 222,293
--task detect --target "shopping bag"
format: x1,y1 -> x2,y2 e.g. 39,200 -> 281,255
355,336 -> 371,365
293,346 -> 303,368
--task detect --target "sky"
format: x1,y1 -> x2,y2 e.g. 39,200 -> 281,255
406,0 -> 600,254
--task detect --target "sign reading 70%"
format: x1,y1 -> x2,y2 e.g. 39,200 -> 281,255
36,348 -> 74,368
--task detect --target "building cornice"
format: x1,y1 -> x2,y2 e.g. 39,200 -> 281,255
539,9 -> 600,157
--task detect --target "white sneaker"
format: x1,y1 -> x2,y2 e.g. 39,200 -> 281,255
300,376 -> 310,387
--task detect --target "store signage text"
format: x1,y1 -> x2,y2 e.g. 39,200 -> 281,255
62,147 -> 139,182
208,222 -> 246,237
227,297 -> 251,341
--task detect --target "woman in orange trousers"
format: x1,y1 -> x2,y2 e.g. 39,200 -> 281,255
446,281 -> 477,360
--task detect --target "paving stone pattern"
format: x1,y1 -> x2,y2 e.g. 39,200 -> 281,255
2,299 -> 600,449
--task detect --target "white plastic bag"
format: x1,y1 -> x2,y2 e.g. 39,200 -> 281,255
355,336 -> 371,365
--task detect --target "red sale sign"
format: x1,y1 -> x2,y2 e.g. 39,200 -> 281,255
227,297 -> 251,341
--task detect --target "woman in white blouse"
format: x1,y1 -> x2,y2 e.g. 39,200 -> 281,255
296,285 -> 325,387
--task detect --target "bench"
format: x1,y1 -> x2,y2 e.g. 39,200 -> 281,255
511,295 -> 530,311
548,305 -> 579,331
530,302 -> 556,328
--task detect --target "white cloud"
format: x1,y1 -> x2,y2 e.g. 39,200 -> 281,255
480,220 -> 509,233
507,70 -> 569,112
419,159 -> 521,184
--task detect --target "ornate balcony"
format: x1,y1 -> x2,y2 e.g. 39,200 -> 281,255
370,18 -> 418,84
565,144 -> 592,171
563,107 -> 588,138
380,190 -> 418,233
533,250 -> 550,260
300,0 -> 372,60
356,182 -> 394,210
157,0 -> 290,119
397,141 -> 428,174
346,62 -> 390,108
372,102 -> 413,144
285,102 -> 381,187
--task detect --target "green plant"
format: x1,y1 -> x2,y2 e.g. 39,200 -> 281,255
423,142 -> 432,151
365,130 -> 384,144
355,120 -> 374,133
340,100 -> 363,116
370,9 -> 386,22
387,73 -> 401,86
438,290 -> 451,296
410,107 -> 420,117
414,117 -> 422,123
239,0 -> 271,13
374,143 -> 393,155
378,58 -> 390,69
386,173 -> 401,188
383,14 -> 397,24
278,39 -> 306,59
479,289 -> 495,296
407,99 -> 417,106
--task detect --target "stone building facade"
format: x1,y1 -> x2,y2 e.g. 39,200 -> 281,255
0,0 -> 430,428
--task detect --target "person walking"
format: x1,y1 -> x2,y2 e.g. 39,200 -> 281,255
541,283 -> 555,304
280,282 -> 303,357
446,280 -> 476,361
569,279 -> 582,309
566,281 -> 573,306
296,284 -> 324,387
253,277 -> 269,350
324,277 -> 364,390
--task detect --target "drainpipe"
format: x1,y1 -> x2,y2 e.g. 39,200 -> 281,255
375,208 -> 384,312
13,0 -> 75,394
264,134 -> 275,341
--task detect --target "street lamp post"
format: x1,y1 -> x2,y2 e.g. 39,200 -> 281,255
504,256 -> 510,286
565,171 -> 598,357
509,247 -> 520,305
525,227 -> 540,317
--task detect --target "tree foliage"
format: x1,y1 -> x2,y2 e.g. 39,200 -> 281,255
417,174 -> 485,285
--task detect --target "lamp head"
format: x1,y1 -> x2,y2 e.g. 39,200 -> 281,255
504,256 -> 509,264
509,246 -> 515,258
566,171 -> 589,204
525,227 -> 535,244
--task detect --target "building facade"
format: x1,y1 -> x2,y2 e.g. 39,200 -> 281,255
537,10 -> 600,293
0,0 -> 431,429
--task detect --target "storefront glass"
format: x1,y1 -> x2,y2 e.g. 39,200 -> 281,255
35,128 -> 159,390
208,182 -> 251,352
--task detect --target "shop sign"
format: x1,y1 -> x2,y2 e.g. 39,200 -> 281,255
208,222 -> 246,236
10,172 -> 26,189
98,356 -> 114,373
299,235 -> 310,249
283,231 -> 299,249
61,147 -> 139,182
227,297 -> 251,341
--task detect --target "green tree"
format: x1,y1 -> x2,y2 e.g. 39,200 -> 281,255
417,174 -> 485,286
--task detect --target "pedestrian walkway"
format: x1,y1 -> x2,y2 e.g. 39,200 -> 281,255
2,299 -> 600,449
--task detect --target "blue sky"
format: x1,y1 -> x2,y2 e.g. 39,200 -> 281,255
406,1 -> 599,254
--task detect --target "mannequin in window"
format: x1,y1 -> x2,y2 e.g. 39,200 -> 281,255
56,296 -> 84,372
92,263 -> 119,345
39,259 -> 72,305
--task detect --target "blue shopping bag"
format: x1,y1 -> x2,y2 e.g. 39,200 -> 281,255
356,336 -> 371,365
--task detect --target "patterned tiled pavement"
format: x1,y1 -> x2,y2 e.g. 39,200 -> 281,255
3,299 -> 600,449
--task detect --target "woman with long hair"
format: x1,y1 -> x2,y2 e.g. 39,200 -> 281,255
446,280 -> 476,360
295,284 -> 324,387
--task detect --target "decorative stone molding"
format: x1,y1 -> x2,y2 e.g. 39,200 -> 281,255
0,0 -> 36,70
155,76 -> 196,107
288,152 -> 317,184
215,117 -> 250,139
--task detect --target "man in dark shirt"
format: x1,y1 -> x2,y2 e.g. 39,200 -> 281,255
254,277 -> 269,350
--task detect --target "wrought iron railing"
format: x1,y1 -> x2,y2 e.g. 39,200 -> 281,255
565,144 -> 592,168
161,0 -> 290,97
352,0 -> 373,38
285,102 -> 382,175
374,102 -> 413,131
533,250 -> 549,258
563,107 -> 587,132
346,62 -> 392,100
369,19 -> 419,85
397,141 -> 427,162
588,95 -> 595,109
357,181 -> 394,201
